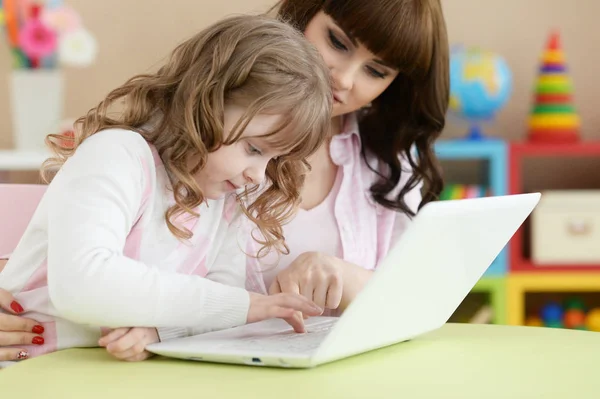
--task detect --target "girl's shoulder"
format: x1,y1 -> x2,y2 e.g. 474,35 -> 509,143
75,128 -> 158,171
80,128 -> 151,155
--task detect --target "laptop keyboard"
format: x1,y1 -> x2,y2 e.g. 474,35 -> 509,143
219,319 -> 337,354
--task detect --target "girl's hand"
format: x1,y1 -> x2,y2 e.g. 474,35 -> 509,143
269,252 -> 344,311
98,327 -> 159,362
247,292 -> 323,333
0,289 -> 44,362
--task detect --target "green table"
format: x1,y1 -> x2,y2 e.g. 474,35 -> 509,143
1,323 -> 599,398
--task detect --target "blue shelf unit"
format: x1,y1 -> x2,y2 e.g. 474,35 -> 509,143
434,139 -> 508,276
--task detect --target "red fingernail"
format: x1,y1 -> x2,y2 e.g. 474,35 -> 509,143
32,325 -> 44,334
32,337 -> 44,345
16,351 -> 28,360
10,301 -> 24,313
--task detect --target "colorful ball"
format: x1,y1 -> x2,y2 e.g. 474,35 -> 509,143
563,309 -> 586,329
525,316 -> 544,327
541,302 -> 564,323
545,320 -> 564,329
564,297 -> 586,311
585,308 -> 600,332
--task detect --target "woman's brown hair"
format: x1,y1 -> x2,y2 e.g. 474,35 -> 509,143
272,0 -> 449,216
42,14 -> 332,256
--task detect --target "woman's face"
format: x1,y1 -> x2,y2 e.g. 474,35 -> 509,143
304,11 -> 399,118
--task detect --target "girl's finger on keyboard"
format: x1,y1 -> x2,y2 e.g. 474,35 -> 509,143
284,311 -> 306,333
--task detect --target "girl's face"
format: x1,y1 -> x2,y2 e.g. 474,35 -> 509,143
304,11 -> 399,118
193,105 -> 285,200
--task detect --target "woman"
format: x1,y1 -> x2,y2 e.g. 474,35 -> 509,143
0,0 -> 449,361
245,0 -> 448,313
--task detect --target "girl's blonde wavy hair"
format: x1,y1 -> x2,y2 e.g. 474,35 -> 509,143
42,14 -> 332,257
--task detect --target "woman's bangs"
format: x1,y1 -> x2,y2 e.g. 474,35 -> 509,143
324,0 -> 434,79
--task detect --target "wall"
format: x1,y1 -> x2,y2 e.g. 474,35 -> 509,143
0,0 -> 598,184
442,0 -> 599,141
0,0 -> 275,149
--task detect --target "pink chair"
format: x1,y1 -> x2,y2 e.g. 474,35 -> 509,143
0,184 -> 47,257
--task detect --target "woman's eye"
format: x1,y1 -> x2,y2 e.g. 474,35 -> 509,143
366,66 -> 387,79
328,30 -> 347,51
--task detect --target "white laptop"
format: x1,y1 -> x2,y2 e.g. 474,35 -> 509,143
147,193 -> 541,368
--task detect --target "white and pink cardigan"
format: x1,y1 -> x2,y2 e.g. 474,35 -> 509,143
0,129 -> 250,360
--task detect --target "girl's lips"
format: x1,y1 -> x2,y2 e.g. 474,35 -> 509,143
226,180 -> 241,190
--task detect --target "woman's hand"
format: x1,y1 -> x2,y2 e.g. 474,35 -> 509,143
268,252 -> 344,311
0,289 -> 45,362
269,252 -> 374,313
99,327 -> 159,362
247,292 -> 323,333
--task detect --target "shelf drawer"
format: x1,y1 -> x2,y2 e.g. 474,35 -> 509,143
532,190 -> 600,264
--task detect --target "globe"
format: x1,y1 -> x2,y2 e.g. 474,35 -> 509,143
449,46 -> 512,139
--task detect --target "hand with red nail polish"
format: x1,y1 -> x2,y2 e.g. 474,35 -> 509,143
0,288 -> 43,362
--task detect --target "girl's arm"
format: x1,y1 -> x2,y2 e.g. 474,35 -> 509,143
46,131 -> 249,330
156,203 -> 249,341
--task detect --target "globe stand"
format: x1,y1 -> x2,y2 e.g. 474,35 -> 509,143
459,121 -> 503,142
466,124 -> 485,141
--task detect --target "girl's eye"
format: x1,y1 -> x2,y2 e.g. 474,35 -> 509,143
328,30 -> 347,51
246,142 -> 262,156
366,66 -> 387,79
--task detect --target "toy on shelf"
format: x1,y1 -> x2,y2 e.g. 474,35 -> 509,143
526,297 -> 600,331
507,273 -> 600,325
586,308 -> 600,331
448,46 -> 512,141
440,183 -> 490,200
527,30 -> 580,143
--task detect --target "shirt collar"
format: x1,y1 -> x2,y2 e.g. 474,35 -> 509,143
329,112 -> 362,166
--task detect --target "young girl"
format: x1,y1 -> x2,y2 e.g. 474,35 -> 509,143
246,0 -> 449,314
0,14 -> 331,365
